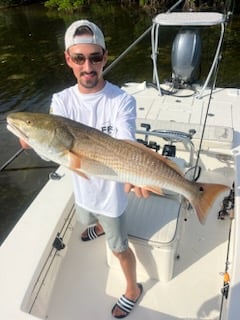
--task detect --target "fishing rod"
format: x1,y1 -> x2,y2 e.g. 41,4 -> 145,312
167,0 -> 185,13
217,183 -> 235,319
103,0 -> 185,76
3,165 -> 58,172
225,0 -> 236,16
193,3 -> 233,181
0,148 -> 24,172
0,147 -> 57,173
103,26 -> 152,76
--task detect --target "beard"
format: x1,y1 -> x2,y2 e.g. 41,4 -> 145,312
79,71 -> 99,89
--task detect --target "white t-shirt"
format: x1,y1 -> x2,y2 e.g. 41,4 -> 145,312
50,81 -> 136,217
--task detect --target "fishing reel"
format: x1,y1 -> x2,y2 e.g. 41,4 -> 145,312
218,183 -> 235,220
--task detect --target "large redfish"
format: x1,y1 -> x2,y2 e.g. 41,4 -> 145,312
7,112 -> 229,224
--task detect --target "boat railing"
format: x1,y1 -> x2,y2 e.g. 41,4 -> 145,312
136,128 -> 195,168
151,12 -> 226,98
103,0 -> 226,100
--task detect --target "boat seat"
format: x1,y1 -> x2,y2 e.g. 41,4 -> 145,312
126,192 -> 181,244
106,189 -> 182,282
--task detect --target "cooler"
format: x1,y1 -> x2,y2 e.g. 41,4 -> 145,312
106,192 -> 182,282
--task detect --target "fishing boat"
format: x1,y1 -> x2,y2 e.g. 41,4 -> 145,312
1,1 -> 240,319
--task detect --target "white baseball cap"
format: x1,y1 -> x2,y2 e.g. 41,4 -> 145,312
64,20 -> 106,51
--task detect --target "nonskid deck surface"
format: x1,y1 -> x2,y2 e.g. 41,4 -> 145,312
34,84 -> 238,319
123,84 -> 240,144
46,195 -> 231,320
34,84 -> 237,319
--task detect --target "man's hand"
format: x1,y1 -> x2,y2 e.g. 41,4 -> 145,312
124,183 -> 150,198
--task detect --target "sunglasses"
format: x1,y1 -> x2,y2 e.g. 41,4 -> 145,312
69,52 -> 104,65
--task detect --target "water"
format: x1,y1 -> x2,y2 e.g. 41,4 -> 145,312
0,3 -> 239,244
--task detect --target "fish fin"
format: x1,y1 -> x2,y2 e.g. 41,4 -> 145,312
68,151 -> 81,168
125,184 -> 164,196
68,152 -> 89,180
191,183 -> 229,224
74,169 -> 90,180
143,186 -> 164,196
124,140 -> 183,175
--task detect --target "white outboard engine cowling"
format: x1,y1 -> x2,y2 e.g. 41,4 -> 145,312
171,28 -> 202,85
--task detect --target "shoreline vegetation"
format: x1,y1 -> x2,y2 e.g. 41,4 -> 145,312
0,0 -> 239,14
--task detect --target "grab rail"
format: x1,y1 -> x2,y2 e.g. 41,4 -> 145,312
136,129 -> 195,167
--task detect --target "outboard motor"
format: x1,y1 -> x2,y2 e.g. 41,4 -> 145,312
171,28 -> 202,87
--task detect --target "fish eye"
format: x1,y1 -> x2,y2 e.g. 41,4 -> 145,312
26,120 -> 31,125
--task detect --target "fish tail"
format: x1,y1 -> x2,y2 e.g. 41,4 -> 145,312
191,183 -> 229,224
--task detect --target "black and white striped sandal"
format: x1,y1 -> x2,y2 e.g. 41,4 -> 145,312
81,226 -> 105,241
112,283 -> 143,318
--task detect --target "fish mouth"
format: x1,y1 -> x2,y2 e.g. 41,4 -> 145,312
6,120 -> 28,141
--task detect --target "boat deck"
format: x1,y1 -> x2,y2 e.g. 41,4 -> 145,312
1,85 -> 239,320
0,162 -> 234,320
43,84 -> 238,319
45,195 -> 231,320
124,84 -> 240,132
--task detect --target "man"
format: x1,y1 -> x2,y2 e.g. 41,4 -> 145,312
50,20 -> 149,318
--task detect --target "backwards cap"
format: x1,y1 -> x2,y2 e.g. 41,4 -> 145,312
64,20 -> 106,51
